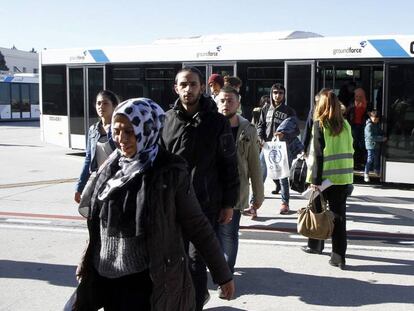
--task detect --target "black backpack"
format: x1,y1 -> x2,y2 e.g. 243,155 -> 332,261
289,156 -> 308,193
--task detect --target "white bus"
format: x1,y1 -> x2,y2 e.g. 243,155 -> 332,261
39,30 -> 414,184
0,73 -> 39,120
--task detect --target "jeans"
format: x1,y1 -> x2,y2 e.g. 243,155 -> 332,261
217,210 -> 241,273
307,185 -> 348,259
279,177 -> 290,205
365,148 -> 380,174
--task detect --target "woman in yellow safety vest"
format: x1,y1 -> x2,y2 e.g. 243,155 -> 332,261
301,89 -> 354,270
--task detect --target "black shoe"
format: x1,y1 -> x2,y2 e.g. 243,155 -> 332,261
271,186 -> 281,195
301,246 -> 322,254
329,253 -> 345,270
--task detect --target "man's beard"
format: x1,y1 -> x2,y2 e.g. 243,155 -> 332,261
181,92 -> 202,107
225,112 -> 237,119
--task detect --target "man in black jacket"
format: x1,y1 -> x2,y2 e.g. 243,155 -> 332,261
160,67 -> 239,310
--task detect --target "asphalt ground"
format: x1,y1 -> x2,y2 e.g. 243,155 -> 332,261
0,121 -> 413,310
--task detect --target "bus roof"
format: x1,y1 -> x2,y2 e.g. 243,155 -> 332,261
152,30 -> 323,44
40,31 -> 414,65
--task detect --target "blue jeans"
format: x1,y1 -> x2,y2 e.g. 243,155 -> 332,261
217,210 -> 241,273
365,148 -> 380,174
279,177 -> 290,205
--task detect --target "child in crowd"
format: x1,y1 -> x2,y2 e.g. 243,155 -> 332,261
364,110 -> 386,182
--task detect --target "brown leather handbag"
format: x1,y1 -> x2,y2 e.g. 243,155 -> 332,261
297,190 -> 335,240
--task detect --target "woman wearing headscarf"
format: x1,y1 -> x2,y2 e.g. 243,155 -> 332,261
74,98 -> 234,310
301,90 -> 354,270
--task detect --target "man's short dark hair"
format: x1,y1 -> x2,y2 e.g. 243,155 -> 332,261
271,83 -> 286,93
219,86 -> 240,98
175,67 -> 205,85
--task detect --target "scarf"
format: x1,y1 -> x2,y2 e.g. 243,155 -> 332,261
98,98 -> 165,200
80,98 -> 165,237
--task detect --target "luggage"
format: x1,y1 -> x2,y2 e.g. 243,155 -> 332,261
289,154 -> 308,193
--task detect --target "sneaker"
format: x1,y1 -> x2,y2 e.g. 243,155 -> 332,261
242,207 -> 254,216
364,174 -> 370,182
242,207 -> 257,220
279,203 -> 289,214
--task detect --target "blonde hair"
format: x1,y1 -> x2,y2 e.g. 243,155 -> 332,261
313,89 -> 344,136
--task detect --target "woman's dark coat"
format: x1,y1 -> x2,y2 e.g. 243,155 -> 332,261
75,148 -> 232,311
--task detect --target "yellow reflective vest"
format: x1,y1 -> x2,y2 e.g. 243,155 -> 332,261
307,120 -> 354,185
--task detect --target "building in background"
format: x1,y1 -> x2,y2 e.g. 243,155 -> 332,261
0,46 -> 38,74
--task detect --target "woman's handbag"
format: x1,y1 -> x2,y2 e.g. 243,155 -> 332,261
297,190 -> 335,240
262,137 -> 290,180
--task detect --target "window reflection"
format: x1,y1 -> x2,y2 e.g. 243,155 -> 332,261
386,65 -> 414,162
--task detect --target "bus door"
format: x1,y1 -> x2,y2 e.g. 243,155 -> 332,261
182,62 -> 236,94
383,61 -> 414,184
68,66 -> 105,149
284,61 -> 315,136
317,62 -> 385,176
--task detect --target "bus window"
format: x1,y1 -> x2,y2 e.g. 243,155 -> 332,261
243,64 -> 284,120
0,83 -> 10,105
387,64 -> 414,162
11,84 -> 21,118
42,65 -> 67,115
30,84 -> 39,106
211,65 -> 234,77
21,84 -> 30,117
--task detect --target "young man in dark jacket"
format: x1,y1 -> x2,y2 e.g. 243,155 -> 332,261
160,67 -> 240,310
257,83 -> 297,214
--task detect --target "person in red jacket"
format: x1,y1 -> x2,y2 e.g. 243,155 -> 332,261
345,87 -> 369,169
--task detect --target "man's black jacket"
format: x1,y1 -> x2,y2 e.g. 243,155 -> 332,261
160,96 -> 240,216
